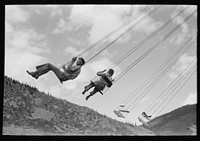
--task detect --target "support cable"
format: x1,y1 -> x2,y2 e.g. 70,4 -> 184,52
150,59 -> 196,116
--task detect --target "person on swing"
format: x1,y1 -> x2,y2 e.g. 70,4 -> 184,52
142,112 -> 152,120
26,57 -> 85,84
82,69 -> 114,100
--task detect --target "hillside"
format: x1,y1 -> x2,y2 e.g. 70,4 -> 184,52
3,76 -> 196,135
147,104 -> 196,135
3,76 -> 155,135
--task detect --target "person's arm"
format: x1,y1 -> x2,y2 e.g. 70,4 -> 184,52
110,77 -> 114,82
67,57 -> 77,70
97,69 -> 106,76
61,65 -> 70,77
62,65 -> 68,72
69,66 -> 81,72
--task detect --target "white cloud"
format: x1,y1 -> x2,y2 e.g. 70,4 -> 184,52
168,72 -> 179,80
30,5 -> 64,17
6,5 -> 29,23
133,14 -> 163,34
63,82 -> 77,90
5,48 -> 44,76
169,16 -> 189,45
53,18 -> 65,33
88,57 -> 121,78
176,53 -> 196,72
64,46 -> 84,56
52,18 -> 72,34
168,53 -> 196,80
139,96 -> 150,103
5,6 -> 48,84
7,28 -> 48,53
175,16 -> 189,34
171,5 -> 197,18
175,33 -> 186,45
183,92 -> 197,105
50,7 -> 63,17
49,86 -> 62,97
101,49 -> 118,59
67,5 -> 96,28
66,37 -> 86,46
66,5 -> 163,45
33,8 -> 41,14
169,5 -> 197,45
177,5 -> 197,17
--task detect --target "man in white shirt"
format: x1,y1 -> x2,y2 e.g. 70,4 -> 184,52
27,57 -> 85,84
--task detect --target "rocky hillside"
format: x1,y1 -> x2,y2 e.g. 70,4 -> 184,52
3,76 -> 155,135
147,104 -> 196,135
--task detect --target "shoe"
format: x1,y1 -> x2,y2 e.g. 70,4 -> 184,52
82,90 -> 86,95
26,70 -> 38,79
59,79 -> 63,84
86,96 -> 90,100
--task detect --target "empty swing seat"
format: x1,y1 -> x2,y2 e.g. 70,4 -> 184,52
119,109 -> 130,113
114,110 -> 125,118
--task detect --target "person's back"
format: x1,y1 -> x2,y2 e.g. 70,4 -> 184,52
97,69 -> 114,87
82,68 -> 115,100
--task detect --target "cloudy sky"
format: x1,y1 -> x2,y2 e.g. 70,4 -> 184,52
5,5 -> 197,125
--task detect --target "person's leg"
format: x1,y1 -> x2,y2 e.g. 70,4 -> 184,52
27,63 -> 65,82
82,82 -> 94,94
26,70 -> 39,79
27,64 -> 51,79
45,63 -> 68,83
85,88 -> 98,100
35,63 -> 52,77
47,64 -> 63,77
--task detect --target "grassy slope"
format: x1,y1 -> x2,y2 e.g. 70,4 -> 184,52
3,76 -> 155,135
148,104 -> 196,135
4,76 -> 195,135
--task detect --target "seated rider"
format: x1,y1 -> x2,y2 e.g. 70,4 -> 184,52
82,69 -> 114,100
26,57 -> 85,84
138,112 -> 151,128
142,112 -> 152,120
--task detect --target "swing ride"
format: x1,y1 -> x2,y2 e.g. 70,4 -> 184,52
28,5 -> 196,126
63,5 -> 196,125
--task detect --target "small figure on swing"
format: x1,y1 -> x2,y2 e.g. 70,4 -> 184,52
138,112 -> 152,128
82,69 -> 114,100
142,112 -> 152,120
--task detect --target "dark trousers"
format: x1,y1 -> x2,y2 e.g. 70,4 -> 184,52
85,82 -> 103,99
34,63 -> 69,82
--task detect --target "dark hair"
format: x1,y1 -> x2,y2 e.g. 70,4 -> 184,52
108,69 -> 114,76
79,57 -> 85,65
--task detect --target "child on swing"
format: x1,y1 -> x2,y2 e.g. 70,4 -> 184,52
82,69 -> 114,100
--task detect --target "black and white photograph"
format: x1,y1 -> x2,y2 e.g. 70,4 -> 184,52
4,5 -> 197,135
